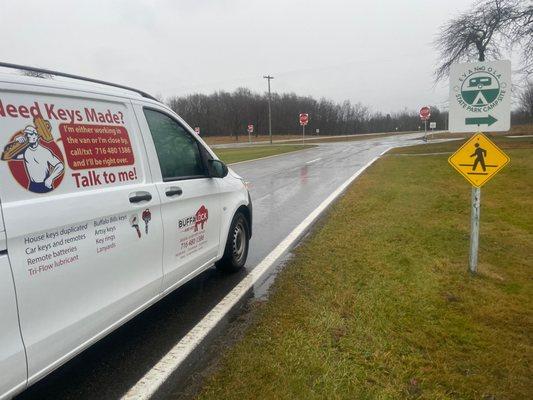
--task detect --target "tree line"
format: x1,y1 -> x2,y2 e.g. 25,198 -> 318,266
167,88 -> 450,138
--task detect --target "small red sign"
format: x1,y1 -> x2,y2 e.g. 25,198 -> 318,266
247,124 -> 254,133
194,127 -> 200,135
299,113 -> 309,126
419,106 -> 431,120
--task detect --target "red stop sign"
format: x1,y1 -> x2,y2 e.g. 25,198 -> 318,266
299,113 -> 309,126
419,106 -> 431,120
247,124 -> 254,133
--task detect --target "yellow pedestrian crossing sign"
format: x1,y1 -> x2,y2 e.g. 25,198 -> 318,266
448,132 -> 510,187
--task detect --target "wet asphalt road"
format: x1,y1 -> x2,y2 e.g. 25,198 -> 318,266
16,132 -> 426,400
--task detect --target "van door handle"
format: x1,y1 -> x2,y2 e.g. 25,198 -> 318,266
165,187 -> 183,197
129,192 -> 152,203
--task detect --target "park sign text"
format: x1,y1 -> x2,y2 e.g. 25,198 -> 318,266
449,60 -> 510,133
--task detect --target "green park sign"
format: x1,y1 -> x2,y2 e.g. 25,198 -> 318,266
449,60 -> 511,133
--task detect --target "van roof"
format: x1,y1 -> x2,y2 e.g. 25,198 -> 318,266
0,62 -> 160,104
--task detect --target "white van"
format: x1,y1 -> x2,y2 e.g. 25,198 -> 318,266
0,64 -> 252,399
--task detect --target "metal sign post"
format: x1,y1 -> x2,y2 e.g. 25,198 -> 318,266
429,121 -> 436,140
247,124 -> 254,144
419,106 -> 431,142
469,187 -> 481,273
299,113 -> 308,144
448,60 -> 511,274
448,133 -> 510,274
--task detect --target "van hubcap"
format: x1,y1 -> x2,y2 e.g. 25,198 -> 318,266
232,220 -> 246,263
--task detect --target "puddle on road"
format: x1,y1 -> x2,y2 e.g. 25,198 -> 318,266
252,252 -> 294,300
251,227 -> 315,300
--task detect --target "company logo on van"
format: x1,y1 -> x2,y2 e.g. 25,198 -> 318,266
178,205 -> 209,232
1,117 -> 65,193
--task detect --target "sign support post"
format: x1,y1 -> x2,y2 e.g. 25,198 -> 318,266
448,60 -> 511,274
419,106 -> 431,142
247,124 -> 254,144
299,113 -> 308,144
469,186 -> 481,273
448,133 -> 510,274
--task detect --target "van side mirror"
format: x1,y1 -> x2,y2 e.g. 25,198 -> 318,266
208,159 -> 228,178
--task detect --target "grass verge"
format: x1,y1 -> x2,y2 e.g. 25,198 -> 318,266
214,145 -> 314,164
430,123 -> 533,141
197,138 -> 533,399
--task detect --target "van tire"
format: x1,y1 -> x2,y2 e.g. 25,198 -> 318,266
216,212 -> 249,273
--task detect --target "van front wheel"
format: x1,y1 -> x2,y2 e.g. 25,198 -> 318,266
216,212 -> 249,273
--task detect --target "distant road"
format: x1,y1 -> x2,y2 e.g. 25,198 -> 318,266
210,130 -> 428,149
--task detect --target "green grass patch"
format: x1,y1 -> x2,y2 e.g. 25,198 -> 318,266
197,139 -> 532,399
391,135 -> 533,155
214,145 -> 314,164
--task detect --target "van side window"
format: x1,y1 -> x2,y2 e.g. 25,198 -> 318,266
144,109 -> 206,180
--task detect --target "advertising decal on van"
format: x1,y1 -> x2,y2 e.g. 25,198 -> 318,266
129,209 -> 151,238
0,99 -> 138,193
1,97 -> 146,277
176,205 -> 209,259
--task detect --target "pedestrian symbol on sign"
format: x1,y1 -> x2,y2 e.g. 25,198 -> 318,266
448,133 -> 509,187
470,143 -> 487,173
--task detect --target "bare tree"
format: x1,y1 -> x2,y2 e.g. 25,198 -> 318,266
511,2 -> 533,78
434,0 -> 532,81
169,87 -> 425,137
518,81 -> 533,116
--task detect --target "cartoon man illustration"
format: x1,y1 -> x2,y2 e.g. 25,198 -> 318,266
12,125 -> 64,193
470,142 -> 487,172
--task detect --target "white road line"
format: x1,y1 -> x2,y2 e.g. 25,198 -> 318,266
306,157 -> 322,164
122,147 -> 392,400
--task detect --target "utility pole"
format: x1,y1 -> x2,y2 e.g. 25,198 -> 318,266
263,75 -> 274,144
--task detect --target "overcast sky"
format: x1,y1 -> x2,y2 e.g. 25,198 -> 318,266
1,0 -> 490,113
